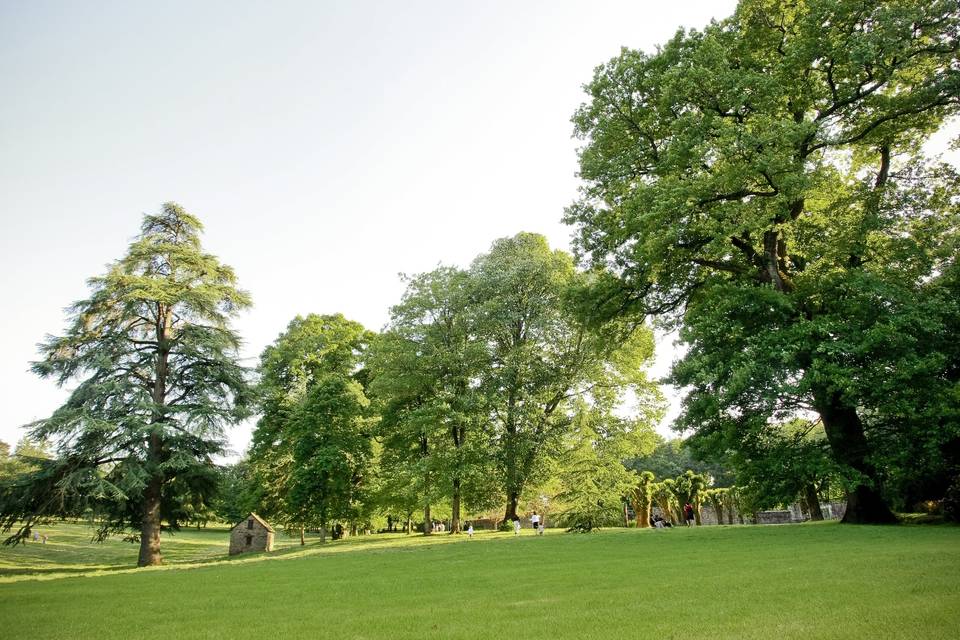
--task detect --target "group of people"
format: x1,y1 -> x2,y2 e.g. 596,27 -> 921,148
30,531 -> 49,543
510,511 -> 545,535
649,503 -> 697,528
430,512 -> 547,538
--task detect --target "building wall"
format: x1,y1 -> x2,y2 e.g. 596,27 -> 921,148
229,517 -> 274,555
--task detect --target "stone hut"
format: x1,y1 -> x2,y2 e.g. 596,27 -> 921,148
229,512 -> 275,556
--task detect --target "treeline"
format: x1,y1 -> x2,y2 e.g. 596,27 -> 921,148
224,232 -> 666,540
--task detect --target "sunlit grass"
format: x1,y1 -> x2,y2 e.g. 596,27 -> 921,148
1,521 -> 958,639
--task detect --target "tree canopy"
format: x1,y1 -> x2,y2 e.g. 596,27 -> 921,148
566,0 -> 960,522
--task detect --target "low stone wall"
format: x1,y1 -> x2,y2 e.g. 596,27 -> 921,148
756,510 -> 793,524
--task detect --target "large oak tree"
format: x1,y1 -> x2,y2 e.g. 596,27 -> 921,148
566,0 -> 960,522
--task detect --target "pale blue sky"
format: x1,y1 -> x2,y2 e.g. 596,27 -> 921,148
8,1 -> 953,458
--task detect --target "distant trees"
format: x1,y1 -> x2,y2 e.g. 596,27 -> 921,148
0,438 -> 51,482
0,204 -> 253,566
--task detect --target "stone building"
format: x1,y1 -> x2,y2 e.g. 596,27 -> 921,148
229,513 -> 275,556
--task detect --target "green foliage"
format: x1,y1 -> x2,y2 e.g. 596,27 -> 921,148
711,419 -> 841,514
626,437 -> 734,486
249,314 -> 375,541
554,403 -> 655,532
0,203 -> 253,565
368,267 -> 497,533
288,376 -> 373,533
212,462 -> 258,525
566,0 -> 960,522
469,233 -> 663,518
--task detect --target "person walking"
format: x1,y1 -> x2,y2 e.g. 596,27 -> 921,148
684,503 -> 695,527
531,511 -> 540,532
513,517 -> 521,535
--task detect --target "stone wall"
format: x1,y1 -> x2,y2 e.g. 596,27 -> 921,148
653,502 -> 847,526
229,516 -> 274,555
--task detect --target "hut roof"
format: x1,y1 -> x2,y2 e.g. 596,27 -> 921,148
231,512 -> 275,533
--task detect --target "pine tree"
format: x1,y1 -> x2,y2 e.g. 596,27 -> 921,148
0,203 -> 253,566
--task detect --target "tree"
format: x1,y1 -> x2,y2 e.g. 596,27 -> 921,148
554,405 -> 650,532
0,203 -> 252,565
669,471 -> 709,525
706,419 -> 841,518
470,232 -> 663,520
368,267 -> 493,535
631,470 -> 656,528
704,488 -> 728,525
566,0 -> 960,523
212,461 -> 258,525
652,480 -> 679,525
0,437 -> 51,482
626,437 -> 735,487
287,376 -> 372,542
248,313 -> 374,543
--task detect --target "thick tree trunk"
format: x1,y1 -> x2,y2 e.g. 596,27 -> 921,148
423,502 -> 432,536
814,390 -> 897,524
694,506 -> 702,526
405,512 -> 412,535
137,475 -> 163,567
504,491 -> 519,522
804,485 -> 824,521
300,525 -> 305,545
450,478 -> 462,534
636,500 -> 651,528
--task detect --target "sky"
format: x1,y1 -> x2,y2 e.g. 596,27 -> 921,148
2,1 -> 955,459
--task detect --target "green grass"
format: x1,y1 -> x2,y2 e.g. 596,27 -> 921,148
1,522 -> 958,639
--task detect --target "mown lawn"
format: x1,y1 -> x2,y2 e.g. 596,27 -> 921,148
0,521 -> 957,639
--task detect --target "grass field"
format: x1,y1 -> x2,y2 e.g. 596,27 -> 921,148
1,521 -> 958,639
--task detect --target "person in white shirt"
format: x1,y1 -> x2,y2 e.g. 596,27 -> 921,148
513,517 -> 521,535
531,511 -> 540,531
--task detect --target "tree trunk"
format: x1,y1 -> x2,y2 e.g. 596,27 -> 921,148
804,485 -> 824,521
814,389 -> 897,524
138,474 -> 163,567
504,491 -> 519,522
300,525 -> 305,545
693,506 -> 702,526
423,501 -> 432,536
636,499 -> 651,528
450,477 -> 462,534
405,512 -> 412,535
319,525 -> 327,544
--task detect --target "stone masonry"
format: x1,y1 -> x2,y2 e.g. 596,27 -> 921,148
229,512 -> 275,556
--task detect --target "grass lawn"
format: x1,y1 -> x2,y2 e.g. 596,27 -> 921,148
0,521 -> 957,639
